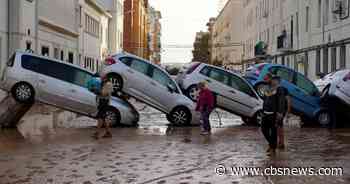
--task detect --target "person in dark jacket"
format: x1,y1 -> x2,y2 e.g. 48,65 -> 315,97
261,75 -> 288,154
195,81 -> 215,135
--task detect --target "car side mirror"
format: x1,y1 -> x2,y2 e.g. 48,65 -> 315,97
167,84 -> 175,93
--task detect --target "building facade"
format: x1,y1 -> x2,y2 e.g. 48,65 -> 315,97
123,0 -> 149,59
212,0 -> 244,71
148,6 -> 162,65
242,0 -> 350,81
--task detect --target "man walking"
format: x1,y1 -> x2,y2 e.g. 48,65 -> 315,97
261,74 -> 288,154
196,81 -> 215,135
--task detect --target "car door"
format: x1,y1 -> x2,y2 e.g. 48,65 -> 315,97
144,65 -> 181,112
125,58 -> 152,103
67,67 -> 97,116
229,73 -> 260,116
202,66 -> 245,115
35,57 -> 73,109
293,72 -> 321,116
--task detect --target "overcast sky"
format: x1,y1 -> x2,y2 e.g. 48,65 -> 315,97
148,0 -> 220,63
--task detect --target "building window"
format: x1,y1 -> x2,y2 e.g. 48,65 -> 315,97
41,46 -> 49,56
54,48 -> 59,59
61,50 -> 64,61
317,0 -> 322,28
85,14 -> 100,37
323,48 -> 329,74
331,47 -> 337,72
316,49 -> 321,75
306,6 -> 310,32
68,52 -> 74,64
324,0 -> 330,25
340,45 -> 346,69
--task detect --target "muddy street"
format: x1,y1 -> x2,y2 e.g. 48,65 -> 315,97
0,107 -> 350,184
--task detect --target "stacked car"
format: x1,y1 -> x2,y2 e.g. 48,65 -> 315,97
2,50 -> 347,128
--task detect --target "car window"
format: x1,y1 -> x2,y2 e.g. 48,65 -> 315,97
119,57 -> 132,66
270,67 -> 294,82
295,73 -> 318,96
230,74 -> 255,97
71,69 -> 93,88
208,67 -> 230,86
150,66 -> 179,93
22,55 -> 41,72
130,59 -> 149,75
200,66 -> 210,76
22,55 -> 74,83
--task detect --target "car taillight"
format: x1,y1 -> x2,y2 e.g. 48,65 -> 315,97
104,57 -> 116,65
343,72 -> 350,81
186,63 -> 201,74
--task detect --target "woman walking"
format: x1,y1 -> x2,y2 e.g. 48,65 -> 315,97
195,81 -> 215,135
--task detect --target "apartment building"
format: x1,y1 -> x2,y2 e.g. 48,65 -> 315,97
212,0 -> 244,71
123,0 -> 150,59
148,6 -> 162,64
243,0 -> 350,81
0,0 -> 125,75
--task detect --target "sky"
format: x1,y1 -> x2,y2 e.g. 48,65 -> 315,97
148,0 -> 221,64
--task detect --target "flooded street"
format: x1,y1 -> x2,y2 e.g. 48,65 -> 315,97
0,106 -> 350,184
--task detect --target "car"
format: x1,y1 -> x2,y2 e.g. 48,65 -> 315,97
244,63 -> 331,126
314,70 -> 350,92
319,69 -> 350,108
176,62 -> 263,125
101,52 -> 199,126
0,51 -> 139,127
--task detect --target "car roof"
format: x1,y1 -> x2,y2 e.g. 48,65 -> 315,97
16,50 -> 94,74
201,62 -> 243,77
113,52 -> 170,74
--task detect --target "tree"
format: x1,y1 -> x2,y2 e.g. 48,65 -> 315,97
192,32 -> 210,63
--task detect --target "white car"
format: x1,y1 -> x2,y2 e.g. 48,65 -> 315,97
176,62 -> 263,125
0,51 -> 139,127
314,70 -> 350,92
101,52 -> 199,126
320,69 -> 350,107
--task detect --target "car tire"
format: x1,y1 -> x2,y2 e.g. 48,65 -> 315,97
316,110 -> 332,127
107,73 -> 123,96
103,107 -> 121,128
321,85 -> 330,99
241,111 -> 263,126
169,106 -> 192,126
186,85 -> 199,102
254,83 -> 268,98
11,82 -> 35,104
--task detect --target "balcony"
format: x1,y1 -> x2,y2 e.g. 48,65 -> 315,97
277,33 -> 293,52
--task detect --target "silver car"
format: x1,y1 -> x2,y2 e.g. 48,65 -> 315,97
101,52 -> 199,126
176,62 -> 263,125
318,69 -> 350,107
0,51 -> 139,127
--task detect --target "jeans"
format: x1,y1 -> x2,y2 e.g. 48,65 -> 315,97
200,110 -> 211,132
261,114 -> 277,149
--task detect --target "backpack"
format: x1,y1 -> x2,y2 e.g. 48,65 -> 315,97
87,77 -> 102,95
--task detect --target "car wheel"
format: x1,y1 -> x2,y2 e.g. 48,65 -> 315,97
321,85 -> 330,98
241,111 -> 263,126
186,85 -> 199,101
103,107 -> 121,128
254,83 -> 269,98
317,110 -> 332,127
169,107 -> 191,126
11,82 -> 35,104
107,73 -> 123,96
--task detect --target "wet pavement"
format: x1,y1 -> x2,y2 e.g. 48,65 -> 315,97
0,104 -> 350,184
